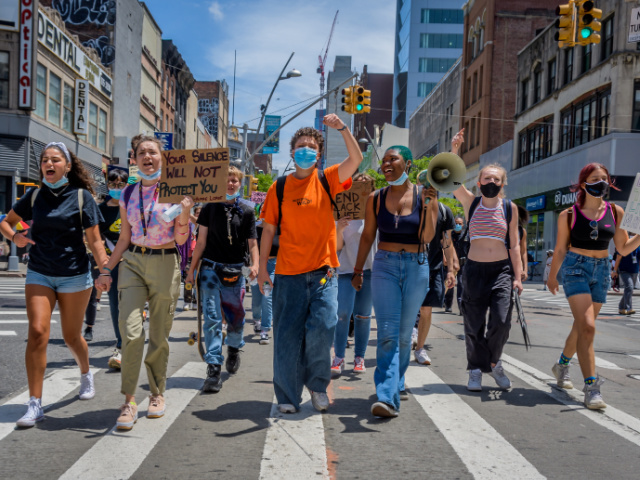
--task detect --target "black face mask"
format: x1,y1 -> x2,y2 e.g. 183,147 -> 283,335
584,181 -> 609,198
479,182 -> 501,198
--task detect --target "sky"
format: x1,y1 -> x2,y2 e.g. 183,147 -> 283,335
144,0 -> 396,173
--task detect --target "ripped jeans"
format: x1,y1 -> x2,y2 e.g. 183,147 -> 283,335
334,271 -> 373,359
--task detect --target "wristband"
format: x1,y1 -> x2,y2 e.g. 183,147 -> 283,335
99,273 -> 111,277
338,125 -> 347,131
11,232 -> 17,242
353,267 -> 364,274
102,266 -> 112,273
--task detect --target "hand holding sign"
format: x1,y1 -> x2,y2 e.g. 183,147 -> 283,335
333,180 -> 375,220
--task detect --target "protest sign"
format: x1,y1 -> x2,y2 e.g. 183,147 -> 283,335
620,172 -> 640,235
333,180 -> 374,220
158,148 -> 230,203
251,191 -> 267,204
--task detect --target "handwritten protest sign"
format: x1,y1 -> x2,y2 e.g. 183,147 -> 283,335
158,148 -> 229,203
333,180 -> 374,220
250,191 -> 267,204
621,173 -> 640,235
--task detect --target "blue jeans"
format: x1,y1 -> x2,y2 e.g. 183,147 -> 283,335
250,258 -> 276,331
199,262 -> 246,365
371,250 -> 429,411
272,268 -> 338,409
334,271 -> 372,359
618,271 -> 638,311
561,251 -> 610,304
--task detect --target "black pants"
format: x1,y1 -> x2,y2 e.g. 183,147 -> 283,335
461,259 -> 513,372
444,279 -> 463,310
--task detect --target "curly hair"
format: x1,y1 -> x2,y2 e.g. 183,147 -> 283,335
40,144 -> 95,195
290,127 -> 324,157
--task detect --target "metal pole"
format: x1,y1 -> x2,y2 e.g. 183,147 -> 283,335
8,171 -> 19,271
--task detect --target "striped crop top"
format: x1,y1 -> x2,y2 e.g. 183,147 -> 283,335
469,198 -> 508,242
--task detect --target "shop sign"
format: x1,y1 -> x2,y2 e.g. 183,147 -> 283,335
526,195 -> 546,211
18,0 -> 36,109
73,79 -> 88,134
554,190 -> 577,207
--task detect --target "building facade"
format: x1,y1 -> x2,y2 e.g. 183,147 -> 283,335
325,55 -> 354,168
161,40 -> 194,150
139,3 -> 161,137
193,80 -> 229,149
353,66 -> 393,155
392,0 -> 465,128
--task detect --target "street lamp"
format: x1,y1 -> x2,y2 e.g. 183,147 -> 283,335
248,52 -> 301,175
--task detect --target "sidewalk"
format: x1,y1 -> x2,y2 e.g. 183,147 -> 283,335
524,279 -> 640,296
0,262 -> 27,277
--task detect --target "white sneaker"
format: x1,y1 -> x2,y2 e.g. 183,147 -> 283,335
583,376 -> 607,410
330,357 -> 344,376
467,369 -> 482,391
183,304 -> 190,311
310,391 -> 329,412
411,328 -> 418,350
108,349 -> 122,370
259,331 -> 270,345
16,397 -> 44,428
489,360 -> 512,390
278,404 -> 297,414
414,348 -> 431,365
96,303 -> 102,311
253,321 -> 261,333
79,371 -> 95,400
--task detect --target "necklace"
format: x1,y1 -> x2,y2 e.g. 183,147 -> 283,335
139,182 -> 160,237
225,205 -> 234,245
49,184 -> 70,198
395,198 -> 407,229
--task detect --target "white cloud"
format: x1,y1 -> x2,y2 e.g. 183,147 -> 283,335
208,1 -> 223,21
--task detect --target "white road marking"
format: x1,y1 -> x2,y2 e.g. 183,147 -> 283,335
501,354 -> 640,447
0,331 -> 17,336
594,357 -> 624,371
59,362 -> 203,480
0,320 -> 56,324
629,355 -> 640,361
0,311 -> 58,315
0,367 -> 100,442
405,365 -> 544,479
260,391 -> 329,480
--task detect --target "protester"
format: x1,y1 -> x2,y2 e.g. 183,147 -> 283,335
0,142 -> 108,428
547,163 -> 640,409
186,166 -> 258,393
443,216 -> 465,314
179,204 -> 201,311
543,250 -> 553,291
613,237 -> 639,315
331,173 -> 377,376
451,129 -> 523,392
258,114 -> 362,413
97,136 -> 193,430
353,145 -> 438,417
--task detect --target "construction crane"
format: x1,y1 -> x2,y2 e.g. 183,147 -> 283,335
317,10 -> 339,116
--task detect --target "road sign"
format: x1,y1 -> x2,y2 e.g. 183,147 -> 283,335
154,132 -> 174,151
629,7 -> 640,43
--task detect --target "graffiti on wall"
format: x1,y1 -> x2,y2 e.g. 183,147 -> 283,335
198,98 -> 220,140
44,0 -> 116,66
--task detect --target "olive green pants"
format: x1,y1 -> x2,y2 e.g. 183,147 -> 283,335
118,249 -> 180,396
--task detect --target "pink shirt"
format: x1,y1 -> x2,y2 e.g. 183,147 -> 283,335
120,183 -> 175,246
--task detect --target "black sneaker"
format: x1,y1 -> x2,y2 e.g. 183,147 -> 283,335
83,327 -> 93,342
226,347 -> 241,374
203,364 -> 222,393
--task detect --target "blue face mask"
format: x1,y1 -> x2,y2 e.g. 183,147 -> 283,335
42,176 -> 69,189
137,169 -> 162,181
388,171 -> 408,186
226,191 -> 240,201
109,188 -> 123,200
294,147 -> 318,169
454,224 -> 463,232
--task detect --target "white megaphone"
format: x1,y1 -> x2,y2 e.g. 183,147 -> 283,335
416,152 -> 466,193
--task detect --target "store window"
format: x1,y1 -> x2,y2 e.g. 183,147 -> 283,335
526,214 -> 545,263
0,51 -> 8,108
63,83 -> 73,133
35,63 -> 46,118
89,102 -> 98,146
48,72 -> 61,127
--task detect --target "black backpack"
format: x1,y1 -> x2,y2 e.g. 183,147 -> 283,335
459,196 -> 513,258
275,170 -> 340,235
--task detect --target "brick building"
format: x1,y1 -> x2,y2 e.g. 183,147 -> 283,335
161,40 -> 194,150
193,80 -> 229,149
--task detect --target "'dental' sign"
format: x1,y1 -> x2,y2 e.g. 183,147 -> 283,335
159,148 -> 230,203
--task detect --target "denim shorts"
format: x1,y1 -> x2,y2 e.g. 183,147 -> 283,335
26,269 -> 93,293
561,251 -> 610,304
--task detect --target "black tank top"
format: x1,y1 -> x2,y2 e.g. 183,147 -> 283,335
570,203 -> 616,250
377,186 -> 422,244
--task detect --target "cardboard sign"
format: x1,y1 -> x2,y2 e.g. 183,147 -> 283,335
620,173 -> 640,235
158,148 -> 230,203
250,191 -> 267,204
333,180 -> 374,220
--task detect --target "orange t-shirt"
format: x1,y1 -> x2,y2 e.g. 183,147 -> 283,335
261,164 -> 352,275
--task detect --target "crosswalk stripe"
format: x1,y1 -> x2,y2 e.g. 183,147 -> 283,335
0,311 -> 58,315
405,365 -> 544,479
594,357 -> 624,370
630,355 -> 640,361
0,331 -> 17,336
0,367 -> 100,442
59,362 -> 203,480
500,354 -> 640,447
259,391 -> 329,480
0,320 -> 56,324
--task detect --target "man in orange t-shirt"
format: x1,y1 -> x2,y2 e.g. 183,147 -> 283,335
258,114 -> 363,413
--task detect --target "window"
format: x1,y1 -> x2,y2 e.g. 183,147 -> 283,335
476,112 -> 481,146
420,33 -> 463,48
35,63 -> 47,118
466,78 -> 471,108
517,117 -> 553,168
560,110 -> 572,152
470,117 -> 475,148
533,67 -> 542,104
0,51 -> 8,108
563,48 -> 573,85
48,72 -> 61,127
472,71 -> 478,103
521,79 -> 528,112
417,82 -> 437,97
478,66 -> 483,99
581,44 -> 592,74
419,58 -> 457,73
601,16 -> 614,61
547,58 -> 557,96
559,89 -> 611,152
421,9 -> 464,24
89,102 -> 98,146
98,109 -> 107,151
63,83 -> 73,133
463,121 -> 469,152
632,81 -> 640,132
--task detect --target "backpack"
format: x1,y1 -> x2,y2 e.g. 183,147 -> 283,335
459,196 -> 513,258
275,170 -> 340,235
31,187 -> 84,225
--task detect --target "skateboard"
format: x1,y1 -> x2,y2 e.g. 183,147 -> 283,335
187,273 -> 227,362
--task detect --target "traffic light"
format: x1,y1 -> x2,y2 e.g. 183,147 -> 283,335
355,86 -> 371,114
249,175 -> 258,194
341,87 -> 355,114
577,0 -> 602,45
554,1 -> 576,48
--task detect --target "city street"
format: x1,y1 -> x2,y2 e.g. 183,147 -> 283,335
1,278 -> 640,479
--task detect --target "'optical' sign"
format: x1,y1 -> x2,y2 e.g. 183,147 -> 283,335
19,0 -> 35,109
36,9 -> 112,100
74,79 -> 88,134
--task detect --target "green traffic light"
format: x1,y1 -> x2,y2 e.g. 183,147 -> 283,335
580,27 -> 592,39
356,104 -> 363,111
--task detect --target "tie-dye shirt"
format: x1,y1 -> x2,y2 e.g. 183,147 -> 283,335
120,183 -> 176,246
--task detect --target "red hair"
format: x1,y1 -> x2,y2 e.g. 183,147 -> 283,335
572,163 -> 619,207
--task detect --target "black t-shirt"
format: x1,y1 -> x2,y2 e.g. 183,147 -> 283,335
98,202 -> 121,253
451,229 -> 465,259
13,186 -> 103,277
256,223 -> 279,257
428,203 -> 455,271
198,199 -> 257,264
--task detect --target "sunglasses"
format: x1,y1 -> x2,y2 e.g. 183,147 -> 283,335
589,220 -> 598,240
108,182 -> 127,189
